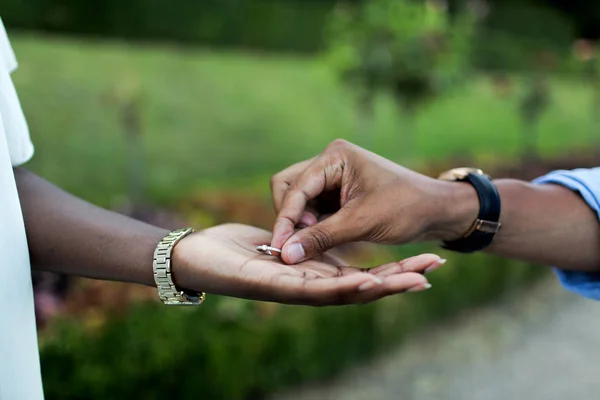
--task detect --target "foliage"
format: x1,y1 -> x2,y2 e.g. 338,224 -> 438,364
2,0 -> 598,64
568,39 -> 600,148
473,2 -> 575,72
40,240 -> 544,400
326,0 -> 476,117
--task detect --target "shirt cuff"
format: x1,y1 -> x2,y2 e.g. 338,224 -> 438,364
533,169 -> 600,300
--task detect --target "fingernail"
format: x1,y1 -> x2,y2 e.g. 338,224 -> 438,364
287,243 -> 306,264
424,259 -> 446,274
407,283 -> 432,292
358,277 -> 382,291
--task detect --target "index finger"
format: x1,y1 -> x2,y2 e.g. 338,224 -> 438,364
270,158 -> 314,212
271,156 -> 343,248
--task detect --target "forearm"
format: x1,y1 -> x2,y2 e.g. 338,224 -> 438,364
437,179 -> 600,272
14,168 -> 168,286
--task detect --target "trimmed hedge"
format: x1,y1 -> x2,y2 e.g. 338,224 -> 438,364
3,0 -> 336,53
40,247 -> 544,400
2,0 -> 579,65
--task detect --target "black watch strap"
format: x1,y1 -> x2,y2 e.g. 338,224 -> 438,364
441,172 -> 501,253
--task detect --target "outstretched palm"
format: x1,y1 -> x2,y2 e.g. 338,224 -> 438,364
173,224 -> 442,306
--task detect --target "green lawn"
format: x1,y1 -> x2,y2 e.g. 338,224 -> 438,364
10,34 -> 596,206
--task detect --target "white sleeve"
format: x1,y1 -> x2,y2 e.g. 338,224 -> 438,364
0,17 -> 34,166
0,18 -> 17,73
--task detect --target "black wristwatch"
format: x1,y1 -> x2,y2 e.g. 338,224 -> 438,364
438,167 -> 501,253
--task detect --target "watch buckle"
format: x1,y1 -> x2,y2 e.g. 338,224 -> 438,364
464,219 -> 501,237
438,167 -> 486,181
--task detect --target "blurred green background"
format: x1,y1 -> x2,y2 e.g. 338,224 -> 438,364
4,0 -> 600,399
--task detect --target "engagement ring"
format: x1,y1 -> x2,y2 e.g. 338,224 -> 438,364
256,245 -> 282,257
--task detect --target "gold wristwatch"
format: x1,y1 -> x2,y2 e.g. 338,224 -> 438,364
153,228 -> 206,305
437,167 -> 502,253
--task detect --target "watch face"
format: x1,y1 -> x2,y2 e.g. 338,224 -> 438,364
183,291 -> 206,305
438,167 -> 485,181
183,292 -> 201,303
163,291 -> 206,306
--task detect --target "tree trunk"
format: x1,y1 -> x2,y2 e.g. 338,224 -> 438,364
585,59 -> 600,154
355,91 -> 375,148
521,118 -> 538,165
398,102 -> 417,159
121,97 -> 145,215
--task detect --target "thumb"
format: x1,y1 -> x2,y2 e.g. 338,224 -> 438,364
280,210 -> 359,264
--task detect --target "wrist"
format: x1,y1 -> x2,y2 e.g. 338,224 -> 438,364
141,229 -> 171,285
118,227 -> 169,287
153,228 -> 207,305
427,180 -> 480,242
170,230 -> 209,292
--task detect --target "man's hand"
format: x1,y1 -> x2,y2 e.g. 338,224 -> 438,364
270,139 -> 470,264
172,224 -> 444,306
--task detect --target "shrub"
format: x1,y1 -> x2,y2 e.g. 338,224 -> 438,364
40,243 -> 544,400
325,0 -> 476,149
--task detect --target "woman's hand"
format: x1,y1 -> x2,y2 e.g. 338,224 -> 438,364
172,224 -> 444,306
270,139 -> 464,264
